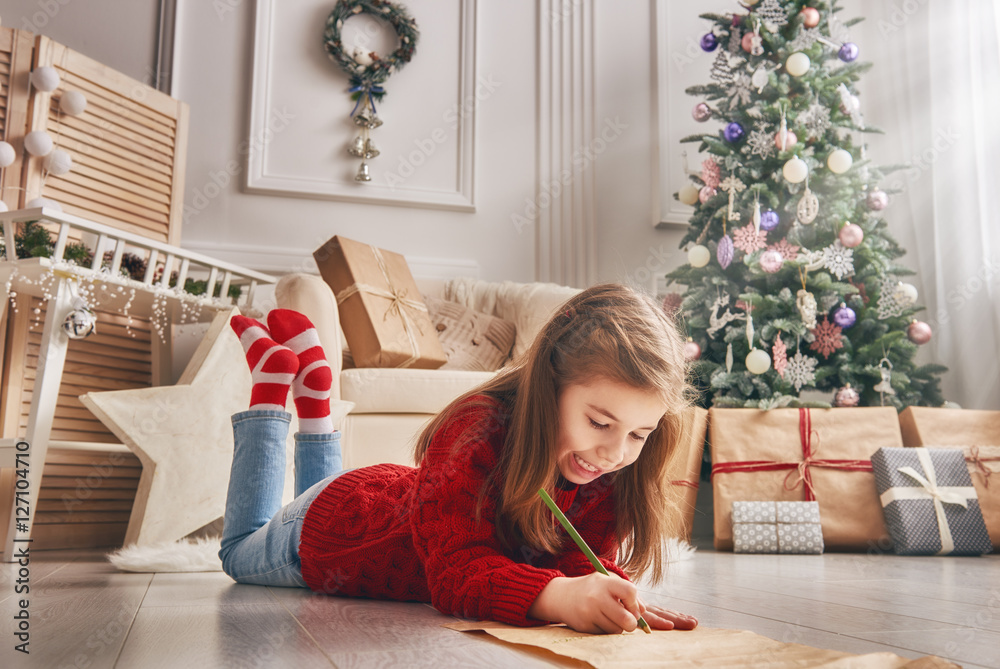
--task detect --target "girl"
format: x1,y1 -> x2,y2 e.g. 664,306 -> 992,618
220,283 -> 699,635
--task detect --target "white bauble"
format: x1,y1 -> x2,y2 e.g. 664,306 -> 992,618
26,197 -> 62,211
24,131 -> 54,156
894,282 -> 919,305
678,183 -> 700,206
786,52 -> 811,77
827,148 -> 853,174
0,141 -> 15,167
782,156 -> 808,183
59,90 -> 88,116
688,244 -> 711,268
30,66 -> 60,92
43,149 -> 73,176
746,348 -> 772,374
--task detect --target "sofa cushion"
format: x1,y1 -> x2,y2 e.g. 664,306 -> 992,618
443,278 -> 581,360
424,297 -> 516,371
341,367 -> 496,414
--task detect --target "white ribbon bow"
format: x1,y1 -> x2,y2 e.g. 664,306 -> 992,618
879,449 -> 977,555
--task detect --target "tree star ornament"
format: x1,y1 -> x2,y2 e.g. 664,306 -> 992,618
324,0 -> 420,182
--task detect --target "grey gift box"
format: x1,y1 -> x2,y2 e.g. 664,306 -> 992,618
871,447 -> 993,556
732,501 -> 824,554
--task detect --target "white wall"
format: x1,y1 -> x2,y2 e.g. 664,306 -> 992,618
173,0 -> 537,286
0,0 -> 160,85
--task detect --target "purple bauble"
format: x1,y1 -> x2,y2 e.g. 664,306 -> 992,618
700,33 -> 719,52
724,122 -> 745,142
759,209 -> 780,231
692,102 -> 712,122
866,189 -> 888,211
838,42 -> 859,62
832,303 -> 857,329
717,234 -> 734,269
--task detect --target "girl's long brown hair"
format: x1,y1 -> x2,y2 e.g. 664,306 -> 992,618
413,283 -> 693,584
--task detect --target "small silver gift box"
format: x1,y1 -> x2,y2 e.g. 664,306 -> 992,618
732,501 -> 824,554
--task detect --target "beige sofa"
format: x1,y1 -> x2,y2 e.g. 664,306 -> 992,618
274,273 -> 580,469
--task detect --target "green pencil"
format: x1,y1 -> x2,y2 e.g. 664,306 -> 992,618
537,488 -> 652,634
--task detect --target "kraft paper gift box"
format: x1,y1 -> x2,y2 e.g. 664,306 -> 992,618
732,501 -> 824,554
897,407 -> 1000,551
313,235 -> 447,369
871,447 -> 993,556
710,407 -> 898,551
663,407 -> 708,540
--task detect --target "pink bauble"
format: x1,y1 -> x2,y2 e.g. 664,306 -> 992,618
683,340 -> 702,361
699,186 -> 717,204
692,102 -> 712,122
774,129 -> 797,151
759,249 -> 785,273
741,33 -> 756,53
800,7 -> 821,28
839,222 -> 864,248
907,320 -> 933,345
834,384 -> 860,407
867,189 -> 888,211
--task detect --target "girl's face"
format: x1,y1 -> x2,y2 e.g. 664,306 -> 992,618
555,377 -> 666,485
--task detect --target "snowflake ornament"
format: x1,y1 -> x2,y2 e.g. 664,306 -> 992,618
773,333 -> 788,378
798,103 -> 832,141
821,241 -> 854,280
744,126 -> 776,159
809,317 -> 844,359
701,158 -> 721,189
768,238 -> 800,261
728,72 -> 754,108
732,222 -> 768,254
785,351 -> 818,391
787,28 -> 821,52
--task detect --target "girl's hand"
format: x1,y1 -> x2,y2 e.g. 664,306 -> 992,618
530,572 -> 645,634
638,600 -> 699,631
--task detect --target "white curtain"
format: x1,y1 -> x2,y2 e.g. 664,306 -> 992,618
856,0 -> 1000,410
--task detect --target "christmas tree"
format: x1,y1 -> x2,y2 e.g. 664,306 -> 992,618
665,0 -> 946,410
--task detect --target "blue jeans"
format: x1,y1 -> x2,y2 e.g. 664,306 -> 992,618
219,410 -> 345,588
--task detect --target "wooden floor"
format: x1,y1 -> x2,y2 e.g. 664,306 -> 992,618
1,538 -> 997,668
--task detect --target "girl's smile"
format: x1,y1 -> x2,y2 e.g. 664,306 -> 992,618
555,378 -> 666,484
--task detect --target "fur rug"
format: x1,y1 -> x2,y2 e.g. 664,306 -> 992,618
107,536 -> 224,572
106,535 -> 695,574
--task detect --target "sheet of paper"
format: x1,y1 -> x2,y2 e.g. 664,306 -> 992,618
443,621 -> 959,669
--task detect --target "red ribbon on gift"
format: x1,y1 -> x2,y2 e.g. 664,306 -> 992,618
710,408 -> 873,501
965,446 -> 1000,488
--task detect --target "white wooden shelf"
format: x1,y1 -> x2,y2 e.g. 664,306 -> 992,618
1,207 -> 277,560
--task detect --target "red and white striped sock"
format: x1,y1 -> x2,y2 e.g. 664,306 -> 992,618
230,315 -> 298,411
266,309 -> 333,434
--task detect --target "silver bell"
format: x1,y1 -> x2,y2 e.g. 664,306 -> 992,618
363,138 -> 380,159
353,113 -> 374,128
63,304 -> 97,339
348,136 -> 366,157
355,161 -> 371,182
366,114 -> 383,129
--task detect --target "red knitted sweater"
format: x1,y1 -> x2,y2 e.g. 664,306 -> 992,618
297,395 -> 629,627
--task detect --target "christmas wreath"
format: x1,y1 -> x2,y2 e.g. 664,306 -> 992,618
323,0 -> 419,111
